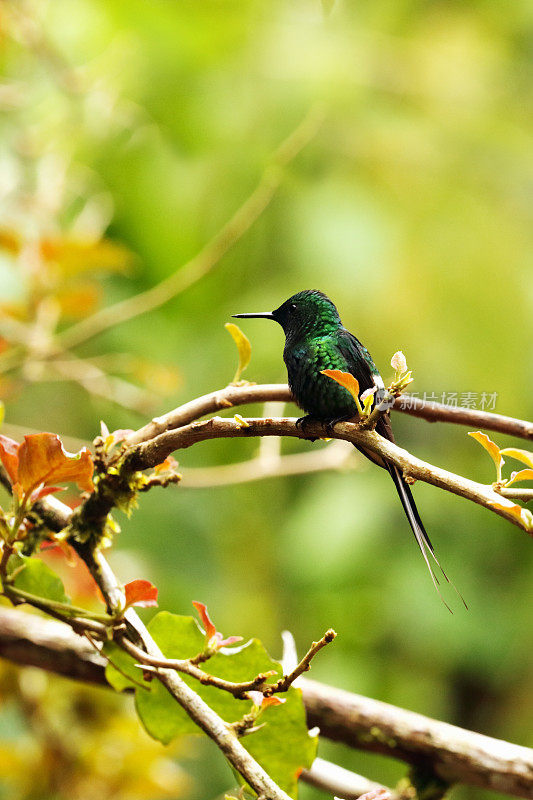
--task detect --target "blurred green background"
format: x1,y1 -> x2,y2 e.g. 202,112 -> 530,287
0,1 -> 532,798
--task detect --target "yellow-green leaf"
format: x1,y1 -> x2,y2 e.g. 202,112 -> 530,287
468,431 -> 503,480
225,323 -> 252,383
500,448 -> 533,469
506,469 -> 533,486
10,555 -> 70,605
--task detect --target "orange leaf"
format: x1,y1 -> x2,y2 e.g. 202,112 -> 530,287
0,434 -> 20,484
500,448 -> 533,470
192,601 -> 217,640
468,431 -> 503,471
488,502 -> 528,524
124,579 -> 158,608
154,455 -> 179,474
506,469 -> 533,486
261,696 -> 286,709
17,433 -> 94,494
321,369 -> 360,402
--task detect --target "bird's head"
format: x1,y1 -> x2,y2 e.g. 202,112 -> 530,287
233,290 -> 341,338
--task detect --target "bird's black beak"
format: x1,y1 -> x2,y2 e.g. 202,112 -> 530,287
232,312 -> 275,320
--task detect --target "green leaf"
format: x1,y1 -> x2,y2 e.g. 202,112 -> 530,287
134,611 -> 209,741
134,612 -> 317,796
243,687 -> 317,798
103,641 -> 148,692
10,555 -> 70,604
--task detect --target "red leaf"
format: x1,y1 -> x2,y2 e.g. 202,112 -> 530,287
192,601 -> 217,640
192,601 -> 243,649
0,434 -> 19,484
124,579 -> 159,608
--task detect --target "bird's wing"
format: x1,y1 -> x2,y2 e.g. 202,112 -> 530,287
336,328 -> 381,393
335,328 -> 394,447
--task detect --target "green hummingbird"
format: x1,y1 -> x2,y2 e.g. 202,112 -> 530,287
234,289 -> 460,606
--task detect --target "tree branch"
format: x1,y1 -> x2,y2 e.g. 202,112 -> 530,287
1,608 -> 531,799
126,415 -> 533,534
263,629 -> 336,696
400,396 -> 533,441
301,678 -> 533,799
124,384 -> 533,449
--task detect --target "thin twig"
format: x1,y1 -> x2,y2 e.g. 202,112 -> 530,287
497,488 -> 533,503
119,637 -> 273,699
263,629 -> 337,695
119,628 -> 335,699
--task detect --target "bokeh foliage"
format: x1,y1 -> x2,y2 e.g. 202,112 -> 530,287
0,0 -> 532,798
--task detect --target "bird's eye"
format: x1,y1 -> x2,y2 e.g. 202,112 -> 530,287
290,303 -> 297,311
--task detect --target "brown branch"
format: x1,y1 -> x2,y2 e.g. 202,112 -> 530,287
400,396 -> 533,441
119,637 -> 273,699
124,384 -> 533,450
119,627 -> 335,700
58,106 -> 324,352
302,678 -> 533,799
497,488 -> 533,503
1,609 -> 531,799
263,629 -> 337,696
0,606 -> 106,685
124,383 -> 293,447
126,415 -> 533,534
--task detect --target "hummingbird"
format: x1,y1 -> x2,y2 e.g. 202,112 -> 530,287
233,289 -> 459,606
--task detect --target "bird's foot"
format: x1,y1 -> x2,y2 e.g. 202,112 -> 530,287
323,414 -> 354,434
295,415 -> 318,441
